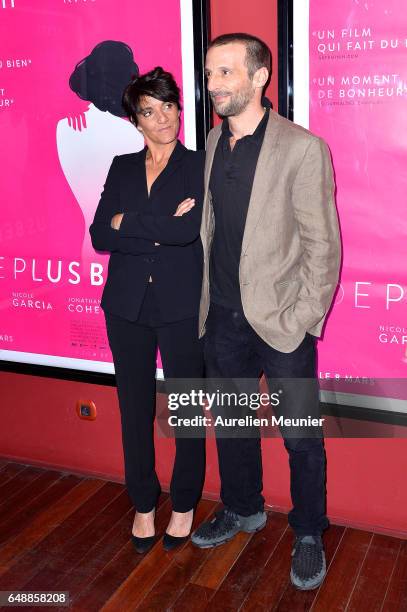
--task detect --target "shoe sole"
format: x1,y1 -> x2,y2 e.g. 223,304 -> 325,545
290,578 -> 325,591
192,520 -> 267,549
290,569 -> 326,591
243,520 -> 267,534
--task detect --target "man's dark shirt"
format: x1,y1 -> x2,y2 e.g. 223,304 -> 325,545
209,98 -> 271,312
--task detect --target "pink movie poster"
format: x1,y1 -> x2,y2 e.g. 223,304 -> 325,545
308,0 -> 407,388
0,0 -> 196,374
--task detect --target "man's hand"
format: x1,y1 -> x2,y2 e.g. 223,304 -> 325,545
174,198 -> 195,216
111,213 -> 124,230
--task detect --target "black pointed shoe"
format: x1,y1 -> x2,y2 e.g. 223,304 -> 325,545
131,534 -> 156,554
162,532 -> 189,552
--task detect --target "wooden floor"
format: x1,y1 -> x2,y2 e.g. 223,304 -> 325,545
0,461 -> 406,611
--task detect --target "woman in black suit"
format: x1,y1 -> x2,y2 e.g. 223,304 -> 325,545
90,67 -> 205,553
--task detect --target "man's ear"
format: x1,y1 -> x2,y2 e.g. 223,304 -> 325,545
253,66 -> 269,89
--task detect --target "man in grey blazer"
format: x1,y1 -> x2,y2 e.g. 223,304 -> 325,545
190,33 -> 341,591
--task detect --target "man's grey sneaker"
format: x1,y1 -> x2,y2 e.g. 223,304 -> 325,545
191,508 -> 267,548
290,535 -> 327,590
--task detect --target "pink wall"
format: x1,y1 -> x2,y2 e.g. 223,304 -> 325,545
1,0 -> 407,538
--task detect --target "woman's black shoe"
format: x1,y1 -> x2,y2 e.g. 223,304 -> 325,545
162,532 -> 189,552
131,534 -> 156,554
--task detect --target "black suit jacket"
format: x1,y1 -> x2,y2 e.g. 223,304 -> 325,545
90,140 -> 204,323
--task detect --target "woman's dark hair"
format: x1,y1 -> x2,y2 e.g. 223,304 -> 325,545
122,66 -> 182,126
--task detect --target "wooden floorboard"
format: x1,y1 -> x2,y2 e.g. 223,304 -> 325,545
0,471 -> 78,543
0,470 -> 65,538
346,534 -> 402,612
381,540 -> 407,612
209,511 -> 289,611
0,461 -> 405,612
274,523 -> 346,611
310,528 -> 373,611
0,463 -> 28,488
0,466 -> 43,511
240,528 -> 294,611
191,530 -> 251,591
61,492 -> 170,608
172,583 -> 216,611
22,488 -> 132,592
0,481 -> 123,591
101,499 -> 216,612
0,477 -> 100,574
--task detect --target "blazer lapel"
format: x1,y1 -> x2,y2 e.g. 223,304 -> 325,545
121,150 -> 146,205
241,110 -> 282,255
151,140 -> 187,196
204,125 -> 222,195
201,125 -> 222,245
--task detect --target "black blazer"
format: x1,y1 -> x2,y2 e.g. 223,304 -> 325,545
90,141 -> 205,323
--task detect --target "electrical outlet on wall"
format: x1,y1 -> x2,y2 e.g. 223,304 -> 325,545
76,400 -> 97,421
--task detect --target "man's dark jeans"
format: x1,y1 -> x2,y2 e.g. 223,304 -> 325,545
204,302 -> 329,536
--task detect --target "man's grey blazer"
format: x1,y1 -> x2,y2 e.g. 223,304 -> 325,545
199,109 -> 342,353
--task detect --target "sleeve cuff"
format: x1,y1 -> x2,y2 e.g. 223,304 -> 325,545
118,211 -> 139,237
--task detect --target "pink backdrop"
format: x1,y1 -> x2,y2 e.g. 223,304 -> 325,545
309,0 -> 407,388
0,0 -> 188,371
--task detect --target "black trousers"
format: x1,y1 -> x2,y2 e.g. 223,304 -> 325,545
104,283 -> 205,513
204,302 -> 329,537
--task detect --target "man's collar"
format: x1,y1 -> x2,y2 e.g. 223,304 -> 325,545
262,96 -> 272,110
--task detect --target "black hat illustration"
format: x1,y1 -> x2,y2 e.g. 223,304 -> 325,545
69,40 -> 139,117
